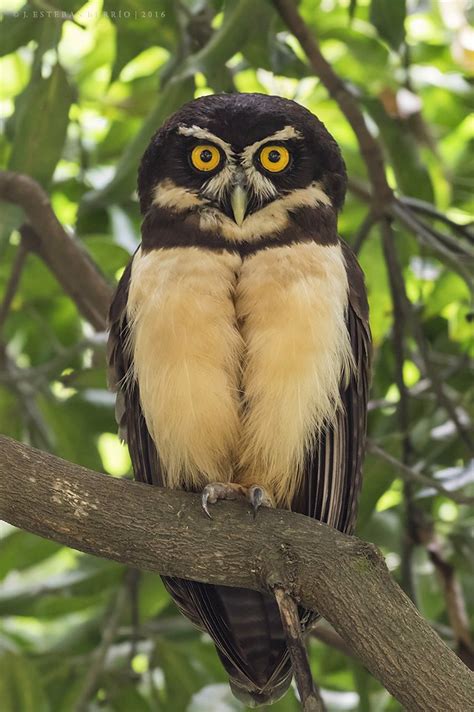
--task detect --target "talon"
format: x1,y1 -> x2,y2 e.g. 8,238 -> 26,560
202,490 -> 213,519
201,482 -> 245,518
247,484 -> 274,517
251,486 -> 264,517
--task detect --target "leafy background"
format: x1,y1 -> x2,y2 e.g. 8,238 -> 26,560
0,0 -> 473,710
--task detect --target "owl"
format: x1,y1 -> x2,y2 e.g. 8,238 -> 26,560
108,93 -> 371,706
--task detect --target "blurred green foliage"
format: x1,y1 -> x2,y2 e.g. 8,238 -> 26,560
0,1 -> 473,710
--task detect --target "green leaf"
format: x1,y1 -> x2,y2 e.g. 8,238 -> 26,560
0,559 -> 122,614
155,638 -> 214,710
0,8 -> 37,57
104,0 -> 179,82
357,455 -> 397,530
369,0 -> 406,50
108,684 -> 153,712
0,386 -> 23,441
8,63 -> 73,187
0,531 -> 60,581
78,75 -> 194,212
0,651 -> 50,712
79,0 -> 271,211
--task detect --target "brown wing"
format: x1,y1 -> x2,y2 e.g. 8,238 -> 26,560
292,238 -> 371,535
107,256 -> 292,705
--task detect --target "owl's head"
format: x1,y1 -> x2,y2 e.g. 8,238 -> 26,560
138,93 -> 347,243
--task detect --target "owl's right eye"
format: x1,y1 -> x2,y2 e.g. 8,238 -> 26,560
190,144 -> 222,172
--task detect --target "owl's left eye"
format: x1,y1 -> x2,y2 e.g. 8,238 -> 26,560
258,144 -> 291,173
190,144 -> 222,172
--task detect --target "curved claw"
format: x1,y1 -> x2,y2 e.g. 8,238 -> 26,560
248,485 -> 274,518
201,489 -> 215,519
201,482 -> 245,518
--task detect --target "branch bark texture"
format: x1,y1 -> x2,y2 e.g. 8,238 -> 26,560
1,435 -> 472,711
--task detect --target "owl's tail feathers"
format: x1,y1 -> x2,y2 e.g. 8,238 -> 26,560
228,667 -> 293,707
163,577 -> 294,706
213,586 -> 294,707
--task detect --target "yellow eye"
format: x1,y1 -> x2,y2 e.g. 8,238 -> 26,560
190,144 -> 221,172
259,145 -> 290,172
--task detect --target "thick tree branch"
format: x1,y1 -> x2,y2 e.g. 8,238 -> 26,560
0,172 -> 113,330
0,435 -> 473,711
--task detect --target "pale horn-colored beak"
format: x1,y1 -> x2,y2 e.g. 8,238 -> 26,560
230,184 -> 248,226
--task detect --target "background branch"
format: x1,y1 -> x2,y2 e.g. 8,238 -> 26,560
0,238 -> 28,330
0,434 -> 472,712
272,0 -> 392,204
0,172 -> 113,330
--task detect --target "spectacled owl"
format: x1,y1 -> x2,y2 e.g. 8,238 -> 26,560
108,93 -> 371,707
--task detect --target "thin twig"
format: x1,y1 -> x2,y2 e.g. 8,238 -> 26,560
0,343 -> 53,450
423,531 -> 474,670
0,336 -> 105,386
391,201 -> 473,285
379,218 -> 473,451
127,568 -> 141,667
348,180 -> 474,278
367,441 -> 474,506
352,210 -> 378,255
0,240 -> 28,330
274,587 -> 326,712
409,323 -> 474,452
380,217 -> 417,600
405,210 -> 474,256
401,196 -> 474,245
74,571 -> 130,712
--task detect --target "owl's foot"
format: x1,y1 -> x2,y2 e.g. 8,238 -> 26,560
247,484 -> 274,517
201,482 -> 274,518
201,482 -> 247,519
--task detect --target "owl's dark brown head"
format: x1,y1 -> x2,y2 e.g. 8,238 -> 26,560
137,93 -> 347,228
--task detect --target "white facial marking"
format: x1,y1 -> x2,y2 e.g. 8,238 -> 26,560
199,182 -> 331,242
153,178 -> 206,210
240,125 -> 303,170
178,125 -> 234,160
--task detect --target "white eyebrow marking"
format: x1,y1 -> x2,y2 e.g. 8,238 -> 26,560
177,125 -> 234,159
241,125 -> 303,167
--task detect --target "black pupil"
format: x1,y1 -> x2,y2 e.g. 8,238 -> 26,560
201,149 -> 213,163
268,149 -> 281,163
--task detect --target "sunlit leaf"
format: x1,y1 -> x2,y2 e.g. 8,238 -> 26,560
0,651 -> 50,712
369,0 -> 406,51
8,63 -> 73,187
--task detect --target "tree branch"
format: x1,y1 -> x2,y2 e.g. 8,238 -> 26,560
0,239 -> 28,330
1,435 -> 472,711
0,172 -> 113,330
367,441 -> 474,506
74,571 -> 131,712
272,0 -> 392,205
274,586 -> 325,711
